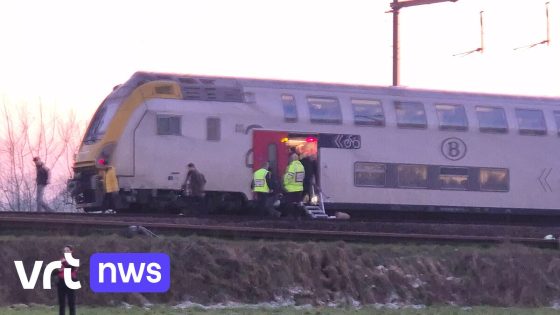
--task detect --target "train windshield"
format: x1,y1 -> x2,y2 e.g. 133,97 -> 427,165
83,99 -> 121,144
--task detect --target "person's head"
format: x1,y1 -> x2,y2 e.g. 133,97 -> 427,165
32,157 -> 42,166
261,161 -> 270,170
289,153 -> 299,162
63,245 -> 73,254
187,163 -> 195,171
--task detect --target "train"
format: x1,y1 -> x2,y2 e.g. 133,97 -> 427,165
68,71 -> 560,216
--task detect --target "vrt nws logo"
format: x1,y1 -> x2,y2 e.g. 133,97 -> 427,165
14,253 -> 81,290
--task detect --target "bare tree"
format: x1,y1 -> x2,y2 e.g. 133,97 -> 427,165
0,101 -> 85,212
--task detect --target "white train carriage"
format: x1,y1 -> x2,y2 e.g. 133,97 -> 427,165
69,71 -> 560,215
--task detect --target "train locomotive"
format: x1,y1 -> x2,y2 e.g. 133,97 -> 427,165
68,71 -> 560,215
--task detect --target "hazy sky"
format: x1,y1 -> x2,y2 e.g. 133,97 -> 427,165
0,0 -> 558,120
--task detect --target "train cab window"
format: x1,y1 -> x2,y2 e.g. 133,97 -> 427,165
352,99 -> 384,126
307,96 -> 342,124
479,168 -> 509,192
515,109 -> 546,135
397,164 -> 428,188
394,101 -> 427,129
282,94 -> 298,122
476,106 -> 508,133
83,99 -> 120,144
439,167 -> 468,190
354,162 -> 386,187
435,104 -> 468,131
157,115 -> 181,135
206,117 -> 221,141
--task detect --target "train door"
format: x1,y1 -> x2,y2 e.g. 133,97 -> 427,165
252,130 -> 319,197
252,130 -> 290,193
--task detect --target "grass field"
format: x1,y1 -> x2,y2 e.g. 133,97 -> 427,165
3,235 -> 560,309
3,305 -> 560,315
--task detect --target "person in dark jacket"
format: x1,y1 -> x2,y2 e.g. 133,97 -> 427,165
57,245 -> 78,315
299,153 -> 318,203
182,163 -> 206,198
33,157 -> 53,212
181,163 -> 207,212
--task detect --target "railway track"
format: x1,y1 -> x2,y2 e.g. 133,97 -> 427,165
1,212 -> 559,249
5,209 -> 560,226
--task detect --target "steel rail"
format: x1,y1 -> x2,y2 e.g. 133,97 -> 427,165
5,211 -> 560,227
0,215 -> 557,249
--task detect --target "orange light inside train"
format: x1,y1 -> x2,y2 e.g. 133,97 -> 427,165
280,137 -> 289,143
306,137 -> 317,143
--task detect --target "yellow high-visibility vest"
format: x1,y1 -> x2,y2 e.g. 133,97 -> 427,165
253,168 -> 270,193
283,160 -> 304,192
105,166 -> 119,193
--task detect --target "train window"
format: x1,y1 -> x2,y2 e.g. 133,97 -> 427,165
307,96 -> 342,124
354,162 -> 386,187
83,99 -> 120,144
156,115 -> 181,135
352,99 -> 385,126
267,144 -> 278,176
439,167 -> 468,190
435,104 -> 468,131
206,117 -> 221,141
515,109 -> 546,135
552,111 -> 560,134
479,168 -> 509,192
397,164 -> 428,188
282,94 -> 298,122
476,106 -> 508,133
394,101 -> 427,129
154,85 -> 174,95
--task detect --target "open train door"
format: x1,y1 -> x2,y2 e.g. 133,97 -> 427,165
252,130 -> 290,196
253,130 -> 328,218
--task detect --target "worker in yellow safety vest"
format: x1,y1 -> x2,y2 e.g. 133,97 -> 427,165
105,166 -> 121,210
253,162 -> 271,193
282,153 -> 305,216
251,162 -> 280,217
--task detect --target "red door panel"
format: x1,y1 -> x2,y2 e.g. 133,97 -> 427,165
252,130 -> 289,186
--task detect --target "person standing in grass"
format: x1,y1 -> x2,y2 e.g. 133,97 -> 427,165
57,245 -> 78,315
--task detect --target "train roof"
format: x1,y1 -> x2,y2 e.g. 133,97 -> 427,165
119,71 -> 560,105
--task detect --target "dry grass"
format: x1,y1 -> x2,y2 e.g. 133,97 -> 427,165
4,305 -> 560,315
1,235 -> 560,308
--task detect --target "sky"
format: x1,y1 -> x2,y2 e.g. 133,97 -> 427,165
0,0 -> 558,121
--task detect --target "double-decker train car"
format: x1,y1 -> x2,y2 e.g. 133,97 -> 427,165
69,71 -> 560,215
